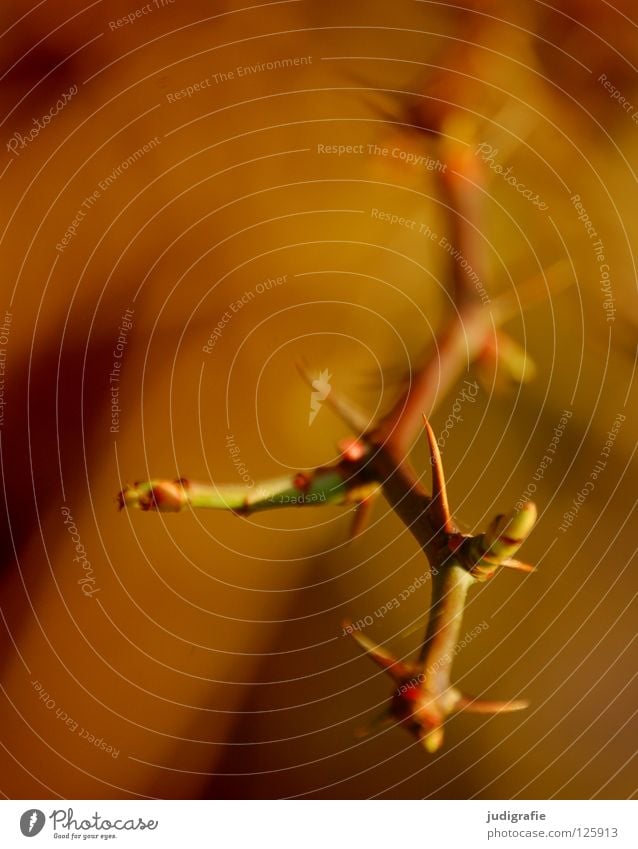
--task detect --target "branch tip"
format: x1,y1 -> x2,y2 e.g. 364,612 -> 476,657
464,501 -> 537,580
457,695 -> 529,714
118,479 -> 189,513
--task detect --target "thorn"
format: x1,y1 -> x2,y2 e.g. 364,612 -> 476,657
422,415 -> 454,534
296,359 -> 370,435
343,620 -> 412,683
502,558 -> 536,574
348,495 -> 376,540
456,695 -> 529,714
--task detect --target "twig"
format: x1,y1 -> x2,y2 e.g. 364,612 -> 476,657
349,421 -> 535,751
119,465 -> 378,515
118,100 -> 556,754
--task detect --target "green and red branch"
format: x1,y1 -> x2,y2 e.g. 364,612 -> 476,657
118,115 -> 554,753
348,428 -> 535,752
119,459 -> 378,516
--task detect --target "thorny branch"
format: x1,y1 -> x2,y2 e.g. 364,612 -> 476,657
119,107 -> 562,753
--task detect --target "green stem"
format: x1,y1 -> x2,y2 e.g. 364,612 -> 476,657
420,563 -> 474,694
119,466 -> 377,514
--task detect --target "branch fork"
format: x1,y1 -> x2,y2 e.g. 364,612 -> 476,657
117,103 -> 561,754
119,332 -> 541,756
347,417 -> 535,752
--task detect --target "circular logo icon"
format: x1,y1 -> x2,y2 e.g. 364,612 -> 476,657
20,810 -> 45,837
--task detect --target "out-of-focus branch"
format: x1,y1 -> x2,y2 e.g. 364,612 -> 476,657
369,303 -> 492,457
369,118 -> 492,457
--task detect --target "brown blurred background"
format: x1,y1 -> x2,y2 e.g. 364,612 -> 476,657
0,0 -> 636,799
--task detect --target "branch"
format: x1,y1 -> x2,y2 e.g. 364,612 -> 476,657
119,463 -> 378,515
347,419 -> 536,752
341,119 -> 544,751
370,304 -> 491,458
118,97 -> 557,755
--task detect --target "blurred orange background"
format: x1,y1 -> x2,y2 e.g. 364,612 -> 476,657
0,0 -> 636,799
